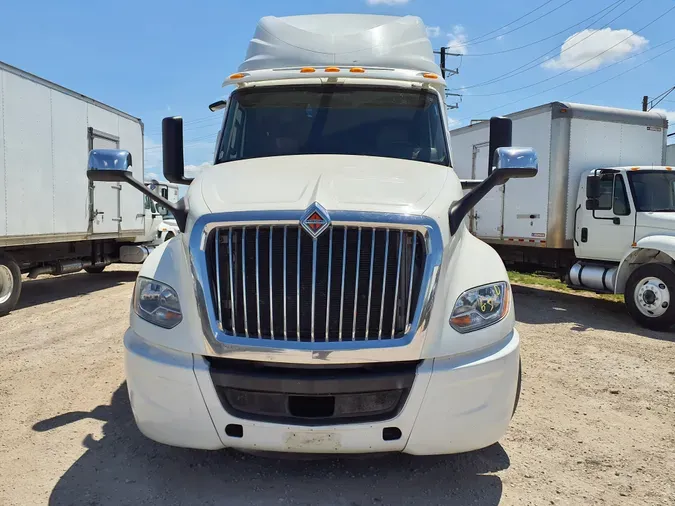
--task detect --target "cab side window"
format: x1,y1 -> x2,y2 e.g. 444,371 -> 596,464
596,174 -> 630,216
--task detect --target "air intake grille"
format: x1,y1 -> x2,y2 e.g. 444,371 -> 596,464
206,225 -> 427,342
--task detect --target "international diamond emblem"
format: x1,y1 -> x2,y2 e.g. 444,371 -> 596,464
300,202 -> 330,239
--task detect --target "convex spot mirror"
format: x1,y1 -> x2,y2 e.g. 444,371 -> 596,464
87,149 -> 133,181
491,147 -> 539,185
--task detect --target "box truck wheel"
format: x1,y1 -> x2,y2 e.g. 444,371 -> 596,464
84,265 -> 107,274
0,253 -> 21,317
625,263 -> 675,331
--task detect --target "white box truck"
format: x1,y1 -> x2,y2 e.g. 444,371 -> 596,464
667,143 -> 675,165
0,60 -> 168,316
85,14 -> 539,455
450,101 -> 675,330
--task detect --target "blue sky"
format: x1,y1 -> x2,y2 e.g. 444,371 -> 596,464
1,0 -> 673,180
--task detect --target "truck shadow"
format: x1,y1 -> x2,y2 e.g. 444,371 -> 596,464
512,285 -> 674,341
41,382 -> 508,506
16,270 -> 139,310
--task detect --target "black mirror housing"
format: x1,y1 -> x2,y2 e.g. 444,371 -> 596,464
586,174 -> 600,198
162,116 -> 193,185
585,198 -> 599,210
209,99 -> 227,112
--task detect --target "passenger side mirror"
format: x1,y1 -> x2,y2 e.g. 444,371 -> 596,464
449,145 -> 538,235
162,116 -> 193,186
87,149 -> 133,181
86,148 -> 188,232
490,146 -> 539,185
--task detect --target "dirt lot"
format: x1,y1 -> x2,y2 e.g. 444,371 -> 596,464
0,264 -> 673,506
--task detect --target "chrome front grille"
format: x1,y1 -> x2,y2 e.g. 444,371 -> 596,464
206,225 -> 427,342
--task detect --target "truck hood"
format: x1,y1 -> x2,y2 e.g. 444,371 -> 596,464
197,155 -> 449,215
639,212 -> 675,233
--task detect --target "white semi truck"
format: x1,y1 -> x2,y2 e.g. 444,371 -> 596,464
0,60 -> 166,316
450,101 -> 675,330
86,14 -> 539,455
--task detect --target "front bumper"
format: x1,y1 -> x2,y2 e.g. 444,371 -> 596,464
124,328 -> 520,455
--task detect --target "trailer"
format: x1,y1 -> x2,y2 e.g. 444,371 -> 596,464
450,101 -> 675,329
0,60 -> 161,315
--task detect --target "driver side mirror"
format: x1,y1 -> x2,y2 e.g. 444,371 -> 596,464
586,174 -> 600,199
585,199 -> 599,211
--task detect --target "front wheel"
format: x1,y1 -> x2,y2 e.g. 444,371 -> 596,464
84,265 -> 107,274
0,253 -> 22,317
625,263 -> 675,331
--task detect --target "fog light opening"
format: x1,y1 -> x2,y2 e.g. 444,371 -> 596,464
382,427 -> 402,441
225,424 -> 243,438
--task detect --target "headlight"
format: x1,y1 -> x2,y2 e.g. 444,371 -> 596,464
133,277 -> 182,328
449,281 -> 510,333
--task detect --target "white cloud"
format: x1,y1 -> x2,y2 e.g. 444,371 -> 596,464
426,26 -> 441,38
184,162 -> 213,179
651,108 -> 675,124
543,28 -> 648,71
367,0 -> 409,4
447,117 -> 461,129
447,25 -> 468,55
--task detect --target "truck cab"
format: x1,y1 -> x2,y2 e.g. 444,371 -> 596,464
84,14 -> 537,456
576,165 -> 675,327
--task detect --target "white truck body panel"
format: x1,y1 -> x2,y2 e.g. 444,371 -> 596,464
667,143 -> 675,165
450,101 -> 667,249
0,61 -> 145,247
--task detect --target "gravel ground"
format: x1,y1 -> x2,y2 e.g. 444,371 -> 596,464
0,264 -> 673,506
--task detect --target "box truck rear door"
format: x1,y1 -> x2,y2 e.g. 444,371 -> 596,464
89,129 -> 121,235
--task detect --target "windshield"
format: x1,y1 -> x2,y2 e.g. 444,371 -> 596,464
628,171 -> 675,212
215,85 -> 450,166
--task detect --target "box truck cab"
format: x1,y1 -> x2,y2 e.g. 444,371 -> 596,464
576,165 -> 675,328
450,102 -> 675,330
85,14 -> 538,455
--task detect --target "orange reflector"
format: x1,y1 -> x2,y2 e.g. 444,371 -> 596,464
632,242 -> 637,247
229,73 -> 246,79
666,167 -> 673,171
560,108 -> 568,113
449,315 -> 472,327
325,67 -> 340,73
423,73 -> 438,79
631,167 -> 640,171
300,67 -> 316,73
349,67 -> 365,73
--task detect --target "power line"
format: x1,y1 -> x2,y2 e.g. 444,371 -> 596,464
144,131 -> 220,151
648,85 -> 675,110
451,0 -> 643,91
460,0 -> 626,57
466,4 -> 675,97
455,37 -> 675,122
463,0 -> 576,48
459,0 -> 560,46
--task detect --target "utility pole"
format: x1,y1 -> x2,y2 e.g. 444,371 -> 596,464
433,47 -> 462,110
642,95 -> 649,112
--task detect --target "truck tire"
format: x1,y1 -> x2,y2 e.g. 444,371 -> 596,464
625,263 -> 675,331
0,253 -> 21,317
84,265 -> 107,274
